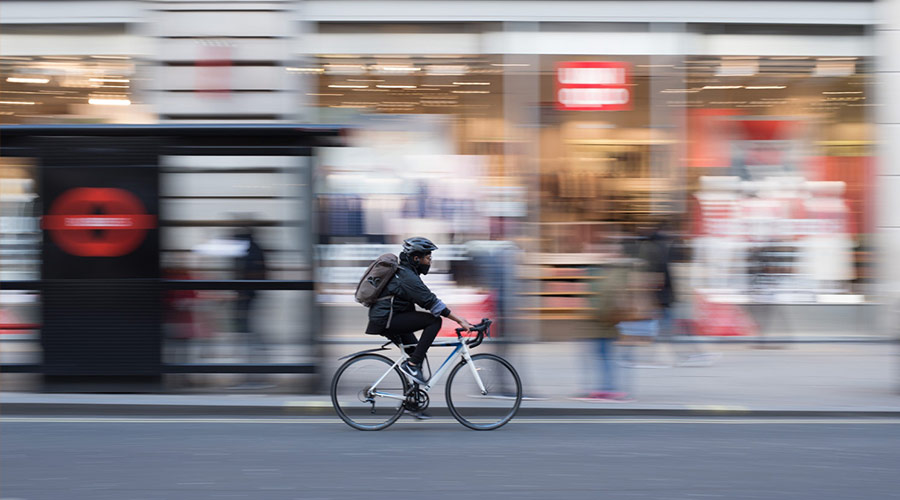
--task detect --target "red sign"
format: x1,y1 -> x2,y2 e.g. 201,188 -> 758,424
43,188 -> 156,257
556,61 -> 631,111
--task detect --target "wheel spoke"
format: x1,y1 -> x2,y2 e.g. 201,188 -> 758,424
446,353 -> 522,431
332,354 -> 408,431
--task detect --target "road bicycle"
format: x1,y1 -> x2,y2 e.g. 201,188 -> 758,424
330,318 -> 522,431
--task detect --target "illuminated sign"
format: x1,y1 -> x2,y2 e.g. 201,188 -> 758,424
556,61 -> 631,111
43,187 -> 156,257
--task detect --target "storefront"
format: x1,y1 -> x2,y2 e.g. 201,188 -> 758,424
298,24 -> 876,336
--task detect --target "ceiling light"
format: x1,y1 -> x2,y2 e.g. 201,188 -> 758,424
376,85 -> 416,89
88,98 -> 131,106
702,85 -> 743,90
7,77 -> 49,84
426,65 -> 467,76
451,90 -> 489,94
746,86 -> 786,90
452,82 -> 489,86
325,64 -> 366,75
716,61 -> 757,77
287,67 -> 324,73
815,62 -> 855,77
329,84 -> 368,89
373,66 -> 420,73
823,91 -> 863,95
0,100 -> 36,105
661,89 -> 700,93
348,79 -> 384,82
422,84 -> 458,88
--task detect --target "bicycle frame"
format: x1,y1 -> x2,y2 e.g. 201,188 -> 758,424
367,338 -> 487,400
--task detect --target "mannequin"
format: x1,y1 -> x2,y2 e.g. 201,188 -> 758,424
800,181 -> 855,292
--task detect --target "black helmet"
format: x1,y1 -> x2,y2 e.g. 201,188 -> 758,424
402,236 -> 438,256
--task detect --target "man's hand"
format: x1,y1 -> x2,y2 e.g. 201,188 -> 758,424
447,311 -> 474,331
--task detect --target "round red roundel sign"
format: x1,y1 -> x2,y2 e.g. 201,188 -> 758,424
42,188 -> 157,257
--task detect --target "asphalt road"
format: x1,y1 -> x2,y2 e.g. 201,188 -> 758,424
3,415 -> 900,500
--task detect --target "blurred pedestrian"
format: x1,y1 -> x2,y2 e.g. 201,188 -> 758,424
651,224 -> 718,366
577,257 -> 634,401
163,258 -> 199,387
617,224 -> 665,369
230,226 -> 272,389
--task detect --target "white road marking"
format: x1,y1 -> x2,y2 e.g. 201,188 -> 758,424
2,417 -> 899,425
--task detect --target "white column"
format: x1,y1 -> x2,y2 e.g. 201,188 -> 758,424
876,0 -> 900,340
142,0 -> 300,122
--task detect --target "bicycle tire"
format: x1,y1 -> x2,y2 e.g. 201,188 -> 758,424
331,353 -> 409,431
445,353 -> 522,431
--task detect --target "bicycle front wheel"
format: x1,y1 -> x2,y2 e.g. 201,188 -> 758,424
331,353 -> 409,431
445,353 -> 522,430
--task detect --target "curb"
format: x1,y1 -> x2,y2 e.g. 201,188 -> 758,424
4,403 -> 900,419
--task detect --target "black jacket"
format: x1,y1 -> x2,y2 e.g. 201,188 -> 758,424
637,232 -> 674,307
365,255 -> 450,334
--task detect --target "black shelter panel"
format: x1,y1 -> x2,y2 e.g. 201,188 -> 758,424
36,136 -> 162,388
39,137 -> 160,280
41,280 -> 162,377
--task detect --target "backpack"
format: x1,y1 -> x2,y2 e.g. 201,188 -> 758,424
354,253 -> 399,307
589,261 -> 636,325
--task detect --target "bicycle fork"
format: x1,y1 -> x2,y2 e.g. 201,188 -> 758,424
461,344 -> 488,396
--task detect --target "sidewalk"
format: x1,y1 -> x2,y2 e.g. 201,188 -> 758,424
3,342 -> 900,417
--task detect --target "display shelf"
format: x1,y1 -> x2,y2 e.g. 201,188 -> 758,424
518,253 -> 602,329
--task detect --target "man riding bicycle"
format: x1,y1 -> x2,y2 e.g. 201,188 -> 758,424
365,237 -> 473,384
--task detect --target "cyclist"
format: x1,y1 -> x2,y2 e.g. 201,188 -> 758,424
365,236 -> 473,384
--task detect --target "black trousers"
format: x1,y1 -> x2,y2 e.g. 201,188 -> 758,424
382,312 -> 442,365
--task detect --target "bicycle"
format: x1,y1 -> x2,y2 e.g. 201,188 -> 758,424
330,318 -> 522,431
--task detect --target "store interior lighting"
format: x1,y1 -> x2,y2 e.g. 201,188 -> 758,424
88,98 -> 130,106
6,77 -> 50,84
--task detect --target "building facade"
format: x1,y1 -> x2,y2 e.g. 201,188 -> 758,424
0,0 -> 891,343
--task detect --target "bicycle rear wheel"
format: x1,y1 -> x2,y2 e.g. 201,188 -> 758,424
331,353 -> 409,431
445,353 -> 522,430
